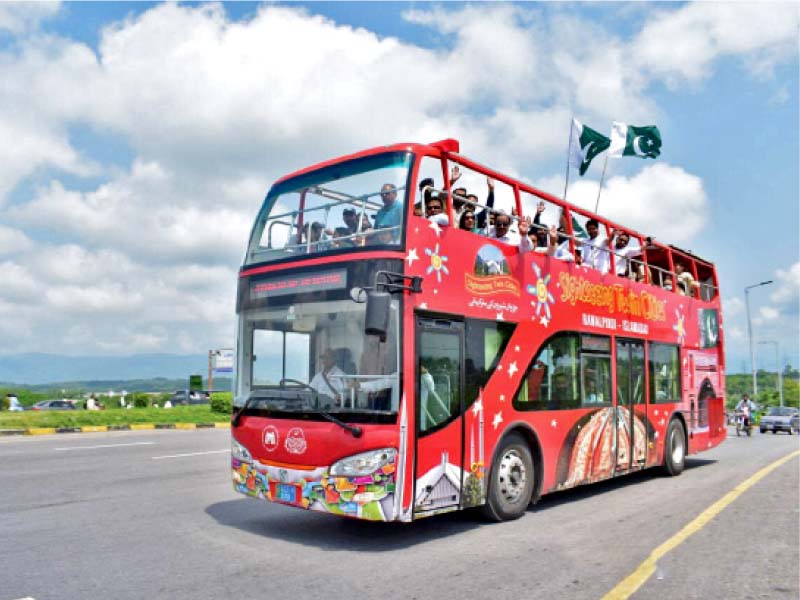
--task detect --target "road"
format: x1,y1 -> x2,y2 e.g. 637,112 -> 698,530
0,427 -> 797,600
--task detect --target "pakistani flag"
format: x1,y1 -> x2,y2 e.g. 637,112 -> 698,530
609,122 -> 662,158
569,118 -> 611,176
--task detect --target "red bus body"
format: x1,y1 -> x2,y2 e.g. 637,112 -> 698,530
231,141 -> 725,522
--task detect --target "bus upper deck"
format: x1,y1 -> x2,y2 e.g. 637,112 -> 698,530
243,139 -> 718,303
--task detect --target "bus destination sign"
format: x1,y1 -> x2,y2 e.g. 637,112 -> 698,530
250,268 -> 347,300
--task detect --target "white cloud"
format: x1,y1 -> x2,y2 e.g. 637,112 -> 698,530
758,306 -> 780,321
631,3 -> 799,85
0,2 -> 796,357
723,297 -> 744,317
0,2 -> 60,34
770,262 -> 800,309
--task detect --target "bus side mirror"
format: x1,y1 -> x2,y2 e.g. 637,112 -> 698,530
365,290 -> 391,341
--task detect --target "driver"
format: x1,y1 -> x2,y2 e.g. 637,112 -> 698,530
309,348 -> 348,405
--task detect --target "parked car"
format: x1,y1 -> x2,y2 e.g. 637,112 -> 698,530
170,390 -> 211,405
29,400 -> 77,411
759,407 -> 800,435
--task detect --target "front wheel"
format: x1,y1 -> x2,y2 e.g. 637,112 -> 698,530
481,433 -> 534,522
662,419 -> 686,476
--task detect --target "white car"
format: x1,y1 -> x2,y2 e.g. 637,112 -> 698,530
759,407 -> 800,435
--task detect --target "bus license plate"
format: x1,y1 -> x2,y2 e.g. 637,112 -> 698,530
277,484 -> 297,503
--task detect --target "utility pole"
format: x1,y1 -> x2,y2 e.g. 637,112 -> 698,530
208,350 -> 214,393
744,280 -> 772,401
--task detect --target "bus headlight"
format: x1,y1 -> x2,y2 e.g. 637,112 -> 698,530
231,437 -> 253,464
330,448 -> 396,477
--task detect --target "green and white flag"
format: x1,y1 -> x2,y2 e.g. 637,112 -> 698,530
568,118 -> 611,176
609,122 -> 662,158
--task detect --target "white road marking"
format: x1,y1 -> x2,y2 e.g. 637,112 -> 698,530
151,449 -> 229,460
55,441 -> 156,451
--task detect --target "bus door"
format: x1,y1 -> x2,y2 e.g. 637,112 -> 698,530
413,317 -> 465,515
615,339 -> 647,472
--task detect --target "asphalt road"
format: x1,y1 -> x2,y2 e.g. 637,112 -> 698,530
0,427 -> 797,600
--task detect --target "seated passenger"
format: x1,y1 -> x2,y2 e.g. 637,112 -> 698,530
662,275 -> 674,291
675,263 -> 700,297
342,208 -> 360,234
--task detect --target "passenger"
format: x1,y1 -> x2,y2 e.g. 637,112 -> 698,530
413,202 -> 423,217
606,229 -> 642,277
332,227 -> 354,248
491,212 -> 533,252
475,178 -> 496,234
459,209 -> 477,232
342,208 -> 360,234
675,263 -> 700,297
450,165 -> 469,223
308,222 -> 330,250
547,225 -> 575,261
662,275 -> 674,292
581,218 -> 609,273
373,183 -> 402,229
425,195 -> 450,226
529,201 -> 549,251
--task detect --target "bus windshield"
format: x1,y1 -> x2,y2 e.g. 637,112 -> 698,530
245,152 -> 413,265
234,297 -> 400,420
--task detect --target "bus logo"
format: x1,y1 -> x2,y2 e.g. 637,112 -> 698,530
263,425 -> 279,451
285,428 -> 308,455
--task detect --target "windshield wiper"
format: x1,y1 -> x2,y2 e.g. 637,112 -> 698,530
232,396 -> 258,427
316,409 -> 362,438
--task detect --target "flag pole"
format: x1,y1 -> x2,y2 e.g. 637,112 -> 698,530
594,153 -> 609,214
563,117 -> 574,203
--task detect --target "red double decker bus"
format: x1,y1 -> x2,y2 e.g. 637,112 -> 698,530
231,139 -> 725,522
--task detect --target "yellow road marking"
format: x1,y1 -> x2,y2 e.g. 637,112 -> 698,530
25,428 -> 56,436
130,423 -> 155,430
174,423 -> 196,430
603,449 -> 800,600
214,422 -> 231,429
80,425 -> 108,433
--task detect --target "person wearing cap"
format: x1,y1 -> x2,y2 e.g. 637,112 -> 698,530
373,183 -> 402,231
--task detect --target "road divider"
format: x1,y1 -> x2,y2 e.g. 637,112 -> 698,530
0,422 -> 230,436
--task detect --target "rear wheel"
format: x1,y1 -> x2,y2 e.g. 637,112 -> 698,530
481,433 -> 534,522
662,419 -> 686,476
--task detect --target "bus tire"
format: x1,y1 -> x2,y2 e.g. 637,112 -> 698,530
481,433 -> 534,522
662,419 -> 686,477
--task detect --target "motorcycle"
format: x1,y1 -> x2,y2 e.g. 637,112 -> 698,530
735,411 -> 752,437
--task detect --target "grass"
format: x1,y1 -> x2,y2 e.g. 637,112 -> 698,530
0,405 -> 231,429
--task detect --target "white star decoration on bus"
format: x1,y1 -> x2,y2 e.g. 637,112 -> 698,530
406,248 -> 419,267
472,395 -> 483,416
673,309 -> 686,344
539,316 -> 550,327
507,361 -> 518,377
551,419 -> 558,428
424,244 -> 449,283
499,394 -> 505,402
496,312 -> 504,321
492,411 -> 503,430
527,263 -> 555,321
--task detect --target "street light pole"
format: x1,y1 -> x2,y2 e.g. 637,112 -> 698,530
758,341 -> 783,407
744,280 -> 772,402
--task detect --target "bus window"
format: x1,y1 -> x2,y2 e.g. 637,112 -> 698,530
419,329 -> 461,432
695,263 -> 717,301
246,152 -> 413,265
464,320 -> 515,407
581,334 -> 611,406
514,333 -> 580,411
649,343 -> 679,403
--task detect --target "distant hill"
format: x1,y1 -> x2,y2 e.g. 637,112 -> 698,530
0,353 -> 224,385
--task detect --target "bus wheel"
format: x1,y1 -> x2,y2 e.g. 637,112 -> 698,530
481,433 -> 534,522
662,419 -> 686,477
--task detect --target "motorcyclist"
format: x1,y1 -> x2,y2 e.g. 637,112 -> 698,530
735,394 -> 756,429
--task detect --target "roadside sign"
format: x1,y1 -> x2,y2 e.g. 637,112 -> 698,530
214,348 -> 234,373
189,375 -> 203,392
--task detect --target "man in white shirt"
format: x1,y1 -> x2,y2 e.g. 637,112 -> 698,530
607,229 -> 642,277
581,219 -> 610,273
492,213 -> 534,253
309,349 -> 348,403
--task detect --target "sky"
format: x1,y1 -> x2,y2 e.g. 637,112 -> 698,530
0,1 -> 797,375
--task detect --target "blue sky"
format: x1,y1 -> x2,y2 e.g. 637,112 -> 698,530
0,1 -> 797,375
